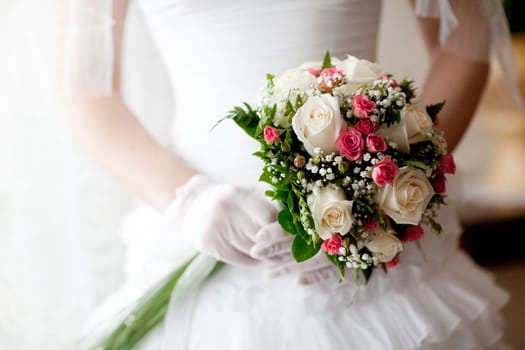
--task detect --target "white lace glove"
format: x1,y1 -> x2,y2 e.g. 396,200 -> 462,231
252,224 -> 340,285
269,253 -> 340,285
166,175 -> 340,284
165,175 -> 287,266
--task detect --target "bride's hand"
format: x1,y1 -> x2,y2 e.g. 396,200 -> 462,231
251,226 -> 340,285
166,175 -> 285,266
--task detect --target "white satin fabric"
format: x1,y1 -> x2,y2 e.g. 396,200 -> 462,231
81,1 -> 510,349
60,0 -> 524,108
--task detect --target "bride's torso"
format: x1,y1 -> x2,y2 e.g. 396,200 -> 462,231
132,0 -> 463,267
136,0 -> 382,185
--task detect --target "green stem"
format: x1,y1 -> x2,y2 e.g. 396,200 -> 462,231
96,254 -> 199,349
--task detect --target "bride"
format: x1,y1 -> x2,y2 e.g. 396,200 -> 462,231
61,0 -> 515,349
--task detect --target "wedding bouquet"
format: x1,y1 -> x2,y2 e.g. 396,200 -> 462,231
85,52 -> 455,349
225,52 -> 455,281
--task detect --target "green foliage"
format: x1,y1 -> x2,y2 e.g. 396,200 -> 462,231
361,265 -> 374,284
266,73 -> 275,89
399,79 -> 415,100
321,51 -> 333,69
221,103 -> 261,139
426,101 -> 446,122
383,108 -> 401,126
403,160 -> 429,170
278,209 -> 297,235
258,170 -> 274,186
326,253 -> 346,281
292,235 -> 320,262
427,216 -> 442,235
429,194 -> 446,206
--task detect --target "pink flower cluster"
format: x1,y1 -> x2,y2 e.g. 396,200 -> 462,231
432,155 -> 456,193
336,128 -> 387,161
315,68 -> 345,93
322,233 -> 344,255
335,120 -> 396,188
352,94 -> 376,118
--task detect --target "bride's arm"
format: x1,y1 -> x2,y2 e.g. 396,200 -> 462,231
416,17 -> 489,153
60,0 -> 194,211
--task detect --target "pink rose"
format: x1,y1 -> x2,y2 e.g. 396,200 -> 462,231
401,225 -> 424,242
366,134 -> 387,153
317,67 -> 345,93
385,256 -> 400,269
439,155 -> 456,175
372,157 -> 399,187
263,125 -> 280,143
336,128 -> 364,161
432,176 -> 446,193
363,217 -> 380,232
354,119 -> 377,135
352,94 -> 376,118
322,233 -> 344,256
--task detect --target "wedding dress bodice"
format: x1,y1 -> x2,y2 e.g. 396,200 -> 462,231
136,0 -> 382,185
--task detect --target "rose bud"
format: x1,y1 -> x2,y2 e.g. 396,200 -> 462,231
294,155 -> 306,168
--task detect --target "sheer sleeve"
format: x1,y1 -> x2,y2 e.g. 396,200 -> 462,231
415,0 -> 524,108
61,0 -> 115,98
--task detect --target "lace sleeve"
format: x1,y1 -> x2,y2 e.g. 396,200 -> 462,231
415,0 -> 524,108
61,0 -> 115,98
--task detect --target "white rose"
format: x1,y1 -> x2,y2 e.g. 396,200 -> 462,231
292,94 -> 344,156
307,184 -> 353,240
334,55 -> 382,92
377,103 -> 433,153
270,68 -> 318,127
365,227 -> 403,263
376,166 -> 435,225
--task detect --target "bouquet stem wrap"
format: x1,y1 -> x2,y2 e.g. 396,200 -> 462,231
80,254 -> 221,350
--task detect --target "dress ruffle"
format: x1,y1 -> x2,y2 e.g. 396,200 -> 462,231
83,193 -> 510,350
174,250 -> 508,350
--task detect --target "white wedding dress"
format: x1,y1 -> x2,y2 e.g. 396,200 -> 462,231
82,0 -> 510,349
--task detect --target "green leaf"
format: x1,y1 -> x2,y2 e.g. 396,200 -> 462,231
284,99 -> 295,117
362,265 -> 374,284
266,73 -> 275,89
374,210 -> 386,226
321,50 -> 333,69
259,171 -> 274,185
430,193 -> 446,205
326,252 -> 346,281
384,108 -> 401,126
399,79 -> 416,100
426,101 -> 446,121
404,160 -> 429,170
291,235 -> 320,262
294,94 -> 304,110
278,209 -> 297,235
219,103 -> 260,139
287,191 -> 295,212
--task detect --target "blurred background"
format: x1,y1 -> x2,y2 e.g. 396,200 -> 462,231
0,0 -> 524,349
